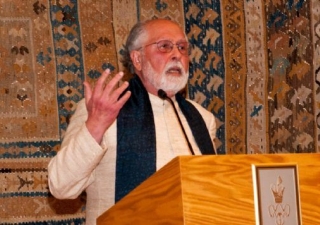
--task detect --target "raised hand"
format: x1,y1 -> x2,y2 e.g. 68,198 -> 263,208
84,69 -> 131,144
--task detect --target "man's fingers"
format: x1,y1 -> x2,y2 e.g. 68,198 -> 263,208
95,69 -> 111,92
116,91 -> 131,107
104,71 -> 124,92
85,69 -> 129,110
114,80 -> 130,97
101,71 -> 125,100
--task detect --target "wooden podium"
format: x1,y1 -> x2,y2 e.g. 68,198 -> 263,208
97,153 -> 320,224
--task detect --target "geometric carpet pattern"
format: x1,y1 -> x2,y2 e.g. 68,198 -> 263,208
0,0 -> 319,224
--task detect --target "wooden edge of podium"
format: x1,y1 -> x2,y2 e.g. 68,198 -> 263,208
97,157 -> 185,224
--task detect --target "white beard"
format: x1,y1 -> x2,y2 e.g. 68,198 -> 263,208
142,60 -> 188,94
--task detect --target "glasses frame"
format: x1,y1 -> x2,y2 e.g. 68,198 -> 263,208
138,40 -> 191,55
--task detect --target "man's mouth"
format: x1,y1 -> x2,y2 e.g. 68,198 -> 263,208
166,67 -> 182,75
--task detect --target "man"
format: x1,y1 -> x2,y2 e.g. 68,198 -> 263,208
48,18 -> 216,225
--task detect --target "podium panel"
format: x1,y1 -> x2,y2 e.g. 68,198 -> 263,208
97,153 -> 320,225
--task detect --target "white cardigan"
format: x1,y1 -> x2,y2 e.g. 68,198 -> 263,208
48,93 -> 216,225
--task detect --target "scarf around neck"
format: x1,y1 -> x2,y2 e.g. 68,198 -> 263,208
115,75 -> 215,202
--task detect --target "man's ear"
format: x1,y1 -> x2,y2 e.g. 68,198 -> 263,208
130,50 -> 142,71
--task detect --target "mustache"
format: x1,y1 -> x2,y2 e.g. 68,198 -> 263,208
164,62 -> 185,74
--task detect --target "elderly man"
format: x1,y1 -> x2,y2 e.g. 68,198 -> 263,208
48,18 -> 216,225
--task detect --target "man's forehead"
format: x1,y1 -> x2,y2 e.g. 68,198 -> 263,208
145,21 -> 186,42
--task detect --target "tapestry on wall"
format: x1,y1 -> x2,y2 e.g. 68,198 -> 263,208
221,0 -> 318,154
0,0 -> 224,224
1,0 -> 319,224
0,0 -> 86,224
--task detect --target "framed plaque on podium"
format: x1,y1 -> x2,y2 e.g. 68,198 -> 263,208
252,164 -> 301,225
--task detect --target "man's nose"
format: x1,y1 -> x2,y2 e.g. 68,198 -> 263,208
170,45 -> 183,60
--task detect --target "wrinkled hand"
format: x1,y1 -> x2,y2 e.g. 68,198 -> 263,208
84,69 -> 131,144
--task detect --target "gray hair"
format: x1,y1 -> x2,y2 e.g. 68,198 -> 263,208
121,21 -> 149,74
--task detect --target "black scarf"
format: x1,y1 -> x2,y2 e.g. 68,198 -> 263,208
115,75 -> 214,202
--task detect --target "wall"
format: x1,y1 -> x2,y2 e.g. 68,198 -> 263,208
0,0 -> 319,224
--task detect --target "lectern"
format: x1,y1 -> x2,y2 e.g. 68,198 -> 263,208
97,154 -> 320,224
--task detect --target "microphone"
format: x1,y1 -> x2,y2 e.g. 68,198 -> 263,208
158,89 -> 195,155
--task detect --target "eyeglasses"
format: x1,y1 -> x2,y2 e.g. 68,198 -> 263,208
139,40 -> 191,55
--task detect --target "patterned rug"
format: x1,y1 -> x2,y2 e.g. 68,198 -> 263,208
0,0 -> 319,224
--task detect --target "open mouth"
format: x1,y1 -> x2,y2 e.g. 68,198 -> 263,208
166,66 -> 182,75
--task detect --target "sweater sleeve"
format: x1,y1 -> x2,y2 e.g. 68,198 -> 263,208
48,99 -> 108,199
